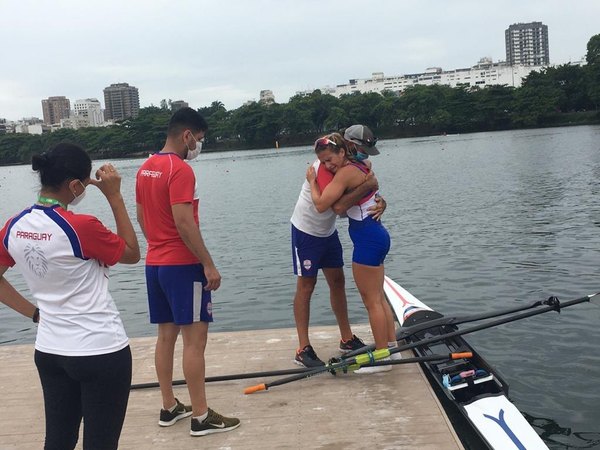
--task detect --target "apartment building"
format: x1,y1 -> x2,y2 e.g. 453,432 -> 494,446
505,22 -> 550,66
103,83 -> 140,121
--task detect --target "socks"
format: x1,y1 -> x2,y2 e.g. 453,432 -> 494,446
167,402 -> 178,413
193,411 -> 208,422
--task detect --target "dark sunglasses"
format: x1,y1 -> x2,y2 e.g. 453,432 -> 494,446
361,137 -> 378,148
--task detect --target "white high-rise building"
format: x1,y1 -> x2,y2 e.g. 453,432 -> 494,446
73,98 -> 104,127
297,58 -> 547,98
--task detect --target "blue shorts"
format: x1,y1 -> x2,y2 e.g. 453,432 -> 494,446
348,216 -> 391,266
291,224 -> 343,277
145,264 -> 213,325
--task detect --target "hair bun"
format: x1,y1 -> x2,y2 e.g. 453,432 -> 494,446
31,153 -> 50,171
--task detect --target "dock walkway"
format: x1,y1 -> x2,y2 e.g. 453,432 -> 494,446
0,325 -> 463,449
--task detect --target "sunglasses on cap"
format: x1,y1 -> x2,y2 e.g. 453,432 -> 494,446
360,136 -> 378,148
314,137 -> 338,149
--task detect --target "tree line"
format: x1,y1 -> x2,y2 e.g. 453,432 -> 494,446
1,34 -> 599,166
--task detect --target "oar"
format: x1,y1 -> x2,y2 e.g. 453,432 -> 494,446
131,367 -> 317,390
342,292 -> 598,360
244,348 -> 390,394
244,351 -> 472,394
341,297 -> 554,360
244,292 -> 600,394
345,351 -> 472,372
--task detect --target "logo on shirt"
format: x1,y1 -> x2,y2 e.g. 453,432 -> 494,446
303,259 -> 312,270
24,244 -> 48,278
140,169 -> 162,178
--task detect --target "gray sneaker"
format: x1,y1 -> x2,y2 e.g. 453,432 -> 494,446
158,398 -> 192,427
190,408 -> 241,436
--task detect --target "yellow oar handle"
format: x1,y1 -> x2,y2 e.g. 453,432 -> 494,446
354,348 -> 391,365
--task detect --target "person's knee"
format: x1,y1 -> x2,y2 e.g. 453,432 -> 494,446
157,324 -> 180,344
296,277 -> 317,297
326,272 -> 345,291
181,322 -> 208,349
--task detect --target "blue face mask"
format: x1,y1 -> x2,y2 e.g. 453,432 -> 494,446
355,151 -> 369,162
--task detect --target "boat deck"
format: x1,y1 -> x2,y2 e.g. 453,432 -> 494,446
0,324 -> 464,449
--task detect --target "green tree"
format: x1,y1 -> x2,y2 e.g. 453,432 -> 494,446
586,34 -> 600,109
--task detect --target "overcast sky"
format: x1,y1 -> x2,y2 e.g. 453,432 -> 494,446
1,0 -> 598,121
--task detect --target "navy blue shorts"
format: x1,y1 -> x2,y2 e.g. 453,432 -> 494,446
348,216 -> 391,266
291,224 -> 343,277
145,264 -> 213,325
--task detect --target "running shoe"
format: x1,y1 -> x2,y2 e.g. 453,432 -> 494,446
158,398 -> 192,427
339,334 -> 366,353
294,345 -> 325,368
190,408 -> 241,436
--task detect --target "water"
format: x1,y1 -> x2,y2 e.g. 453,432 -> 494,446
1,125 -> 600,448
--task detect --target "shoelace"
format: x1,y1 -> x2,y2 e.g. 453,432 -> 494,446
208,409 -> 226,423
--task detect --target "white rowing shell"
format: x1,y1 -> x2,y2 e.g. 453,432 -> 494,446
383,275 -> 549,450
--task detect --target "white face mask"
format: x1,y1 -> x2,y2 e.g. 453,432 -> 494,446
185,133 -> 203,160
70,180 -> 87,206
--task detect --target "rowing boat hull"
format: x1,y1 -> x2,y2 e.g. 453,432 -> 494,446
383,276 -> 548,450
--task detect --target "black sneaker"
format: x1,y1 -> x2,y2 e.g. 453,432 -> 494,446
158,398 -> 192,427
190,408 -> 240,436
294,345 -> 325,368
339,335 -> 366,353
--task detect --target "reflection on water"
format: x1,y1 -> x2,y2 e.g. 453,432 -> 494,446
1,125 -> 600,447
524,413 -> 600,449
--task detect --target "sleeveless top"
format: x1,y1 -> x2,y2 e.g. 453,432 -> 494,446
290,160 -> 337,237
346,162 -> 379,221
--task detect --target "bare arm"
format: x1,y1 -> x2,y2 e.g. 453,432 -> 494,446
171,203 -> 221,291
307,166 -> 351,213
90,164 -> 140,264
0,266 -> 38,321
331,171 -> 379,215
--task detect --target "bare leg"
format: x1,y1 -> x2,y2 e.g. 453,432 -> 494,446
322,267 -> 353,341
293,276 -> 317,349
381,288 -> 397,342
155,323 -> 180,409
180,321 -> 209,416
352,262 -> 388,350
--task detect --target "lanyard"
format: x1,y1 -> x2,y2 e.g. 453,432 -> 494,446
37,196 -> 67,210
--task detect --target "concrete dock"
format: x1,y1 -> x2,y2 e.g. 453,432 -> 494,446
0,324 -> 463,449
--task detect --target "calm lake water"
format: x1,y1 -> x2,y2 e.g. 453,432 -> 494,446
1,125 -> 600,448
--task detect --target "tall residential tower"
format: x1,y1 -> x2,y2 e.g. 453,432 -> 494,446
41,96 -> 70,125
103,83 -> 140,121
505,22 -> 549,66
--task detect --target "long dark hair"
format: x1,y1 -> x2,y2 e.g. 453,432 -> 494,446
31,142 -> 92,189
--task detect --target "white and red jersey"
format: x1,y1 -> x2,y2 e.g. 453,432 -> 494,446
136,152 -> 200,265
0,204 -> 128,356
346,162 -> 379,221
291,160 -> 337,237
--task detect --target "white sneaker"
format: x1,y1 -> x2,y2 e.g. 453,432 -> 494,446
390,350 -> 402,361
354,357 -> 393,374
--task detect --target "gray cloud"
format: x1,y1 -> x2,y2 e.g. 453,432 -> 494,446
1,0 -> 598,120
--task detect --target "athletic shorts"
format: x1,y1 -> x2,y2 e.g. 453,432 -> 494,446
291,224 -> 343,277
145,264 -> 213,325
348,216 -> 391,266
